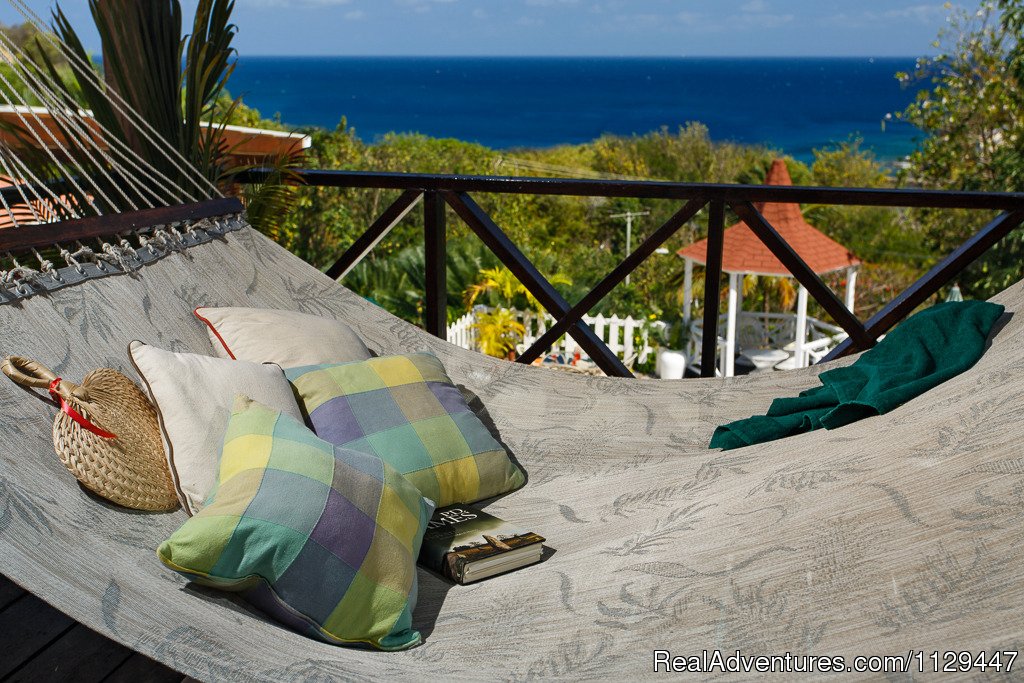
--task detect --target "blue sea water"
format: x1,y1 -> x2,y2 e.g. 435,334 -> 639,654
230,56 -> 921,163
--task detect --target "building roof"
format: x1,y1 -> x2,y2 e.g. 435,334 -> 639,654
677,159 -> 860,276
0,106 -> 311,231
0,105 -> 311,162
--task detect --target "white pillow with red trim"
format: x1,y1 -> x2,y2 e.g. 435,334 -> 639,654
128,341 -> 305,515
194,306 -> 371,367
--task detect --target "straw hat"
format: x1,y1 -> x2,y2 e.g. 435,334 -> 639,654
1,356 -> 179,511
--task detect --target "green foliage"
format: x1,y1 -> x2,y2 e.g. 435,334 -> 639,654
656,318 -> 689,350
472,309 -> 526,358
271,119 -> 945,334
896,2 -> 1019,190
896,0 -> 1024,298
804,139 -> 928,315
343,243 -> 425,322
0,21 -> 84,107
281,122 -> 792,331
235,146 -> 304,244
465,266 -> 572,314
211,91 -> 286,130
743,274 -> 797,312
342,237 -> 498,325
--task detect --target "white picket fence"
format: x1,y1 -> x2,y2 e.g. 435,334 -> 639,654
447,307 -> 659,366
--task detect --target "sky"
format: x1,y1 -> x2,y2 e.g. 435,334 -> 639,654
0,0 -> 950,57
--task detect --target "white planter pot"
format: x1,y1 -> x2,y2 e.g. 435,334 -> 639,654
657,348 -> 687,380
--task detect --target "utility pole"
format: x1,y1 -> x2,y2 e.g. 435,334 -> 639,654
609,210 -> 649,284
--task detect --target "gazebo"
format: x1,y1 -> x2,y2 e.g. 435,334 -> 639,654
677,159 -> 860,376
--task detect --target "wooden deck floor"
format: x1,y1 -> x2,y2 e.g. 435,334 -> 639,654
0,575 -> 184,682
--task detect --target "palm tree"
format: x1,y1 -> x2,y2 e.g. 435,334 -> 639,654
742,274 -> 797,312
667,267 -> 796,315
472,308 -> 526,358
464,266 -> 572,314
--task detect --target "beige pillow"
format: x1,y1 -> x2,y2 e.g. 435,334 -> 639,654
194,306 -> 371,366
128,341 -> 304,515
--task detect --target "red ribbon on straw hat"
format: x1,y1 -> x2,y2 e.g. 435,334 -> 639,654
49,378 -> 117,439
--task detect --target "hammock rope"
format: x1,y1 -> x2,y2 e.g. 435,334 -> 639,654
0,0 -> 248,304
7,0 -> 222,201
0,147 -> 54,222
0,29 -> 192,208
0,67 -> 109,215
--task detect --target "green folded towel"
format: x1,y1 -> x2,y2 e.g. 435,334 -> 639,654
709,300 -> 1006,451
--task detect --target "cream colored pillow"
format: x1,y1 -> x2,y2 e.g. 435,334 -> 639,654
194,306 -> 371,366
128,341 -> 304,515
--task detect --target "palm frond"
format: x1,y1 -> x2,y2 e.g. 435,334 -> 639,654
237,143 -> 305,240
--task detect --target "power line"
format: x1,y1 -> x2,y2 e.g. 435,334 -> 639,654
609,210 -> 649,284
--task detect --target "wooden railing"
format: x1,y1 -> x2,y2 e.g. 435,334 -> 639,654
238,168 -> 1024,379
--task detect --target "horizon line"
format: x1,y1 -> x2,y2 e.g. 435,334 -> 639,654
235,54 -> 925,60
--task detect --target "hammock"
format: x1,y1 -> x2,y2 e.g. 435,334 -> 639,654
1,226 -> 1021,679
0,4 -> 1022,679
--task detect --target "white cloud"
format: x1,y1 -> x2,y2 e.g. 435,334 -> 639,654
676,11 -> 702,26
394,0 -> 458,14
734,0 -> 793,30
883,4 -> 947,24
587,1 -> 627,14
819,3 -> 947,29
344,9 -> 366,19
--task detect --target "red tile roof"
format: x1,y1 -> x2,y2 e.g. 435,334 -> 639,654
677,159 -> 860,276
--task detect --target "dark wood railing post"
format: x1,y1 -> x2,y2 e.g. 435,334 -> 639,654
443,191 -> 633,377
822,208 -> 1024,362
235,168 -> 1024,379
423,191 -> 447,338
517,197 -> 706,366
731,201 -> 872,349
700,200 -> 726,378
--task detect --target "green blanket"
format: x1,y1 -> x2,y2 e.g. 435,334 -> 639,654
709,300 -> 1005,451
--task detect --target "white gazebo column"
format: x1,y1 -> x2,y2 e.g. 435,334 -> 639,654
725,272 -> 739,377
735,273 -> 744,330
794,284 -> 808,368
683,257 -> 693,323
845,266 -> 858,314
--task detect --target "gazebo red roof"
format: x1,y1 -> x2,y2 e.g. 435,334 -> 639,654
677,159 -> 860,276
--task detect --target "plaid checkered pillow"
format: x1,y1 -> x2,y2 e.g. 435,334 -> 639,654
286,352 -> 525,507
157,396 -> 434,651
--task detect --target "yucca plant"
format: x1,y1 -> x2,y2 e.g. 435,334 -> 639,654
27,0 -> 298,227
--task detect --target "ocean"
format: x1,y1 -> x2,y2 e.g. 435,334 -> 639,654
229,56 -> 921,163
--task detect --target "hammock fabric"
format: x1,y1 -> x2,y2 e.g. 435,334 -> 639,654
710,300 -> 1006,450
1,225 -> 1023,680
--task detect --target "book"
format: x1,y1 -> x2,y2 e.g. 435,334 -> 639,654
418,504 -> 545,584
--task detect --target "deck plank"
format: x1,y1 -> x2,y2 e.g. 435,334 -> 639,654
0,576 -> 26,612
5,624 -> 133,682
0,575 -> 184,682
102,652 -> 183,683
0,593 -> 75,678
